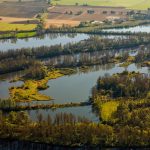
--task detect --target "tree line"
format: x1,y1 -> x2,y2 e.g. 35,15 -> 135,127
0,111 -> 149,147
95,71 -> 150,98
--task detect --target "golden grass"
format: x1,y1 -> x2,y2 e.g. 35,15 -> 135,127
143,61 -> 150,67
101,101 -> 119,121
119,56 -> 135,67
9,70 -> 63,102
46,19 -> 80,28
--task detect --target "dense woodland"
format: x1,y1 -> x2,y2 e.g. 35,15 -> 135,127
0,111 -> 149,147
135,48 -> 150,63
96,71 -> 150,98
90,72 -> 150,147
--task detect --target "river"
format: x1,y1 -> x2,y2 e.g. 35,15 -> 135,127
0,27 -> 150,122
103,25 -> 150,33
1,62 -> 149,122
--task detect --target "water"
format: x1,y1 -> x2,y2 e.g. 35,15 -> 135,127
0,33 -> 90,51
0,80 -> 23,99
27,105 -> 99,122
103,25 -> 150,33
0,70 -> 25,81
40,63 -> 149,104
0,33 -> 126,51
1,62 -> 148,121
0,29 -> 149,122
0,71 -> 25,99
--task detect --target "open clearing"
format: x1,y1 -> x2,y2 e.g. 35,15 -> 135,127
46,19 -> 80,27
52,0 -> 150,10
47,5 -> 128,23
0,16 -> 38,24
101,101 -> 119,121
0,1 -> 49,18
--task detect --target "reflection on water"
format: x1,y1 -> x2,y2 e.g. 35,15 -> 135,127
0,70 -> 25,81
0,80 -> 23,99
12,63 -> 149,106
0,71 -> 25,99
103,25 -> 150,33
0,33 -> 126,51
0,44 -> 149,122
0,61 -> 149,122
0,33 -> 90,51
40,63 -> 149,104
26,105 -> 99,122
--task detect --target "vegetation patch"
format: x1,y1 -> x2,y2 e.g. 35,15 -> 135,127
0,22 -> 36,32
9,70 -> 63,102
0,31 -> 37,39
119,56 -> 135,67
101,101 -> 119,122
92,71 -> 150,123
142,61 -> 150,67
0,99 -> 90,111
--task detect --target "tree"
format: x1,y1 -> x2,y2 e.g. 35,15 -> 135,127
116,103 -> 130,124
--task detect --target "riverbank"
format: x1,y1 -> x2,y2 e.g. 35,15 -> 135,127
0,101 -> 90,112
1,20 -> 150,40
0,31 -> 37,39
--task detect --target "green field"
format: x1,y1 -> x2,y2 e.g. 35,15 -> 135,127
0,22 -> 36,32
52,0 -> 150,10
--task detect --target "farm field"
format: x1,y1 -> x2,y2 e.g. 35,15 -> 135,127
0,1 -> 49,18
47,5 -> 128,23
46,19 -> 80,27
0,1 -> 48,31
0,1 -> 128,28
52,0 -> 150,10
0,22 -> 36,31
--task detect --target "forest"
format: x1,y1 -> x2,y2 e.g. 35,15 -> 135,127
91,71 -> 150,147
0,110 -> 149,147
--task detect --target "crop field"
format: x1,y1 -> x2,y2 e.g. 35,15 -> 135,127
47,5 -> 128,23
52,0 -> 150,10
0,1 -> 48,31
0,22 -> 36,32
0,1 -> 49,18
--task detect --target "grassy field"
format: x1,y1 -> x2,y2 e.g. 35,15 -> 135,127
0,22 -> 36,32
52,0 -> 150,10
101,101 -> 119,121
